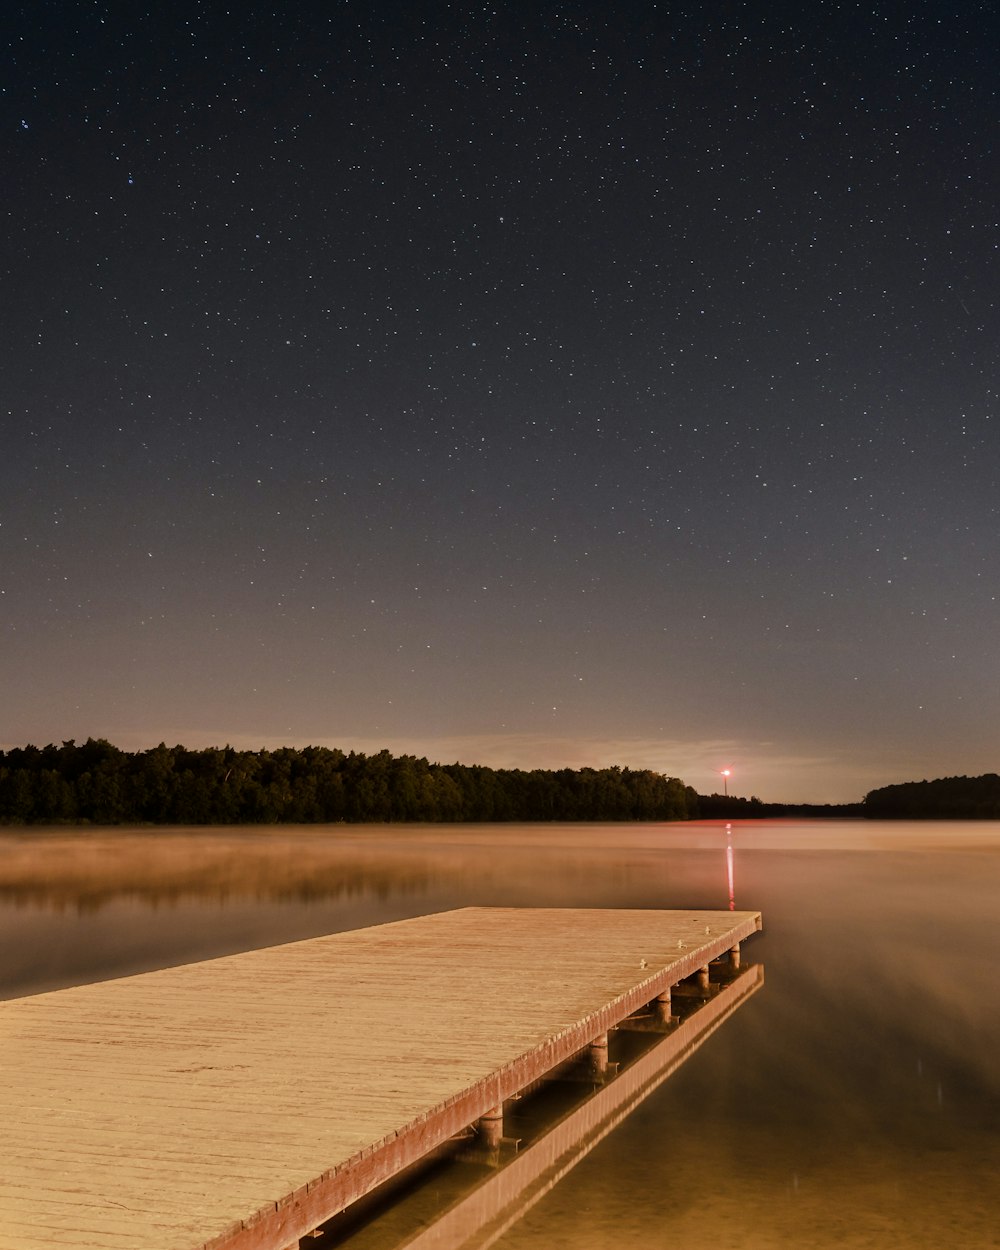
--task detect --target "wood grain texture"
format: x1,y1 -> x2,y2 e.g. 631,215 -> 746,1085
1,907 -> 762,1250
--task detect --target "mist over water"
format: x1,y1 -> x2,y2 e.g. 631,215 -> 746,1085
2,820 -> 998,1248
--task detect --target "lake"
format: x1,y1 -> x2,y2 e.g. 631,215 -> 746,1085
2,819 -> 998,1249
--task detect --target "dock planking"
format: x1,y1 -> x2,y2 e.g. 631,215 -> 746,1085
0,906 -> 762,1250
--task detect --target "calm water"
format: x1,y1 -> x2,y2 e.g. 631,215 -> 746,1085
2,820 -> 999,1249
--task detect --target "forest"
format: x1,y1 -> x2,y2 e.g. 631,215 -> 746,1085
863,774 -> 1000,819
0,739 -> 700,825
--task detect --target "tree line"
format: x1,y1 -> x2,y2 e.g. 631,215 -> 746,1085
0,739 -> 700,825
864,774 -> 1000,819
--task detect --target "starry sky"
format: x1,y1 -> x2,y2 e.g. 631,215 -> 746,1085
3,1 -> 998,803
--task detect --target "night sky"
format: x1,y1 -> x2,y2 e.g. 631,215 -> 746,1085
4,2 -> 998,803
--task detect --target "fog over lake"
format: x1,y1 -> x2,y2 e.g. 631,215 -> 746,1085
2,820 -> 998,1249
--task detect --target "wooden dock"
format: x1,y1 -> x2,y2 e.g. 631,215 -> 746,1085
0,906 -> 762,1250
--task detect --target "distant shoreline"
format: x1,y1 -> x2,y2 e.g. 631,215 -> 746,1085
5,739 -> 996,824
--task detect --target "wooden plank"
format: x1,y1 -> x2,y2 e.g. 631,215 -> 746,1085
0,907 -> 762,1250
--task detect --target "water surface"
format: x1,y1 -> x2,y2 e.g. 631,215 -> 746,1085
2,820 -> 998,1248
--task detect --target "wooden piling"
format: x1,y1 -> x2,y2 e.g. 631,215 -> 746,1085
478,1105 -> 505,1150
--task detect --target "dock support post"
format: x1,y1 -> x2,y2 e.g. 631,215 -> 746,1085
729,943 -> 741,970
587,1032 -> 609,1079
478,1104 -> 504,1150
654,987 -> 672,1025
696,965 -> 711,995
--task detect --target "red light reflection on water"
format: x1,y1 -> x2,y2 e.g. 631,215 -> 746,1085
726,822 -> 735,910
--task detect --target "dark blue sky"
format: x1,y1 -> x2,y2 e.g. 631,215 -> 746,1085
3,1 -> 998,801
